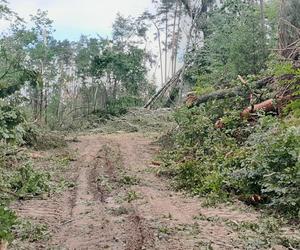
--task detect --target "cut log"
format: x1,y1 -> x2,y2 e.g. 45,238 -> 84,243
241,99 -> 276,118
240,95 -> 295,118
185,92 -> 198,107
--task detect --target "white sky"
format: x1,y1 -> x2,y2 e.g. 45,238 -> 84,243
4,0 -> 152,40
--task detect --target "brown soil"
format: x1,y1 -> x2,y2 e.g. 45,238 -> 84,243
10,132 -> 273,250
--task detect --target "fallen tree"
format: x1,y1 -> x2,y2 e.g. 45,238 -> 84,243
144,68 -> 183,109
189,76 -> 275,107
186,74 -> 299,107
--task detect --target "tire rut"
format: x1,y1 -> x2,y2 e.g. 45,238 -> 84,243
11,133 -> 259,249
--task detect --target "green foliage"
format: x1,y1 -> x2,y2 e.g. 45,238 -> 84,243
119,175 -> 140,186
226,118 -> 300,216
91,43 -> 148,96
0,206 -> 17,242
267,58 -> 297,77
8,163 -> 51,197
185,0 -> 269,87
125,190 -> 139,203
0,105 -> 24,142
287,100 -> 300,117
14,220 -> 48,242
194,85 -> 215,96
160,104 -> 300,218
266,57 -> 300,118
160,106 -> 237,200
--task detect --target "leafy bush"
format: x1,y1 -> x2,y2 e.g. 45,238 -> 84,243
0,106 -> 25,143
14,220 -> 48,242
226,118 -> 300,216
8,163 -> 51,197
160,106 -> 300,218
160,107 -> 237,198
0,206 -> 17,243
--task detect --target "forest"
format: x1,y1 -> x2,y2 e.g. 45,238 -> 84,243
0,0 -> 299,249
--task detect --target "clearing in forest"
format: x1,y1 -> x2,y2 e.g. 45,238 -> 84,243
10,131 -> 299,250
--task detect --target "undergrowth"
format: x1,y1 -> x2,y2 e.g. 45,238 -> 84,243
0,124 -> 67,244
159,67 -> 300,219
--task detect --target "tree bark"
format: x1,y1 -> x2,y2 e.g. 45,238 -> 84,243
259,0 -> 265,30
241,95 -> 297,118
171,1 -> 179,77
165,10 -> 169,82
173,2 -> 182,75
0,240 -> 8,250
153,22 -> 164,85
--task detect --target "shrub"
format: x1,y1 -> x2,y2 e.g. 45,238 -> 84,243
226,118 -> 300,217
9,163 -> 51,197
0,206 -> 17,243
160,106 -> 300,218
0,106 -> 25,143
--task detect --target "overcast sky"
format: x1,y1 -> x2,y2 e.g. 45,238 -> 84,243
5,0 -> 152,40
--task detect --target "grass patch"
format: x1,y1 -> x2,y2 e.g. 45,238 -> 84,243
124,190 -> 139,203
119,175 -> 140,186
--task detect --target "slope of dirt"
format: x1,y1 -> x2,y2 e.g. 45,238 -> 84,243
10,132 -> 299,249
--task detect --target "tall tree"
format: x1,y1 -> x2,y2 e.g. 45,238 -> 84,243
28,9 -> 55,123
278,0 -> 300,58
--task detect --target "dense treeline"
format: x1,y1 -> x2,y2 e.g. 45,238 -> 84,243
0,6 -> 157,136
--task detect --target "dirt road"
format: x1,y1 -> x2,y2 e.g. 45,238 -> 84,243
12,133 -> 262,249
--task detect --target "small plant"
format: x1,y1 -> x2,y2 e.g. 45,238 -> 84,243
9,163 -> 51,197
0,106 -> 25,143
0,206 -> 18,243
160,105 -> 300,218
158,226 -> 170,235
13,220 -> 48,242
125,190 -> 139,203
119,175 -> 140,186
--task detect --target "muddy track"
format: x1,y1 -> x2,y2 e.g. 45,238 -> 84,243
11,133 -> 262,250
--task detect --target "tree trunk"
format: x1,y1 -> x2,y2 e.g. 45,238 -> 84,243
33,88 -> 39,120
241,95 -> 296,118
165,10 -> 169,82
44,81 -> 48,124
259,0 -> 265,30
153,22 -> 164,85
171,1 -> 179,77
93,83 -> 99,112
0,240 -> 8,250
39,87 -> 43,123
173,2 -> 182,75
112,78 -> 118,101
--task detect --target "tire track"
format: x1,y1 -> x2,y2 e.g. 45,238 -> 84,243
12,133 -> 259,249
